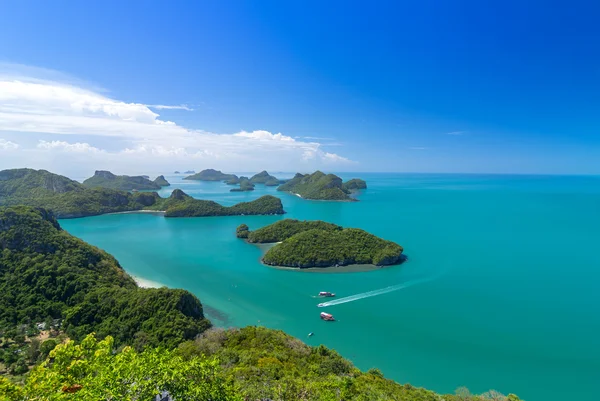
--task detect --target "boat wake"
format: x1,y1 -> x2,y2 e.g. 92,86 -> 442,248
317,276 -> 436,308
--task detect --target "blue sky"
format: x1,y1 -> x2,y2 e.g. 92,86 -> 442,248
0,0 -> 599,175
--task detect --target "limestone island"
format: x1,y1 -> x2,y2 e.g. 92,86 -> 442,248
230,177 -> 255,192
173,170 -> 181,174
277,171 -> 366,201
236,219 -> 403,269
183,170 -> 195,174
83,170 -> 163,191
0,168 -> 284,218
249,170 -> 283,186
153,175 -> 170,187
184,169 -> 237,181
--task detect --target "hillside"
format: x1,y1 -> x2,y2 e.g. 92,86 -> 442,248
156,190 -> 283,217
83,170 -> 161,190
0,169 -> 284,219
239,219 -> 403,268
153,175 -> 170,186
342,178 -> 367,191
249,170 -> 282,186
184,169 -> 238,181
0,206 -> 210,350
230,177 -> 255,192
277,171 -> 366,201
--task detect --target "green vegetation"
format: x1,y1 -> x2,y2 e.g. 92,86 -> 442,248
277,171 -> 366,201
0,169 -> 284,219
225,176 -> 241,185
149,190 -> 284,217
0,329 -> 521,401
249,170 -> 282,186
153,175 -> 170,186
241,219 -> 342,243
184,169 -> 238,181
239,219 -> 403,268
0,206 -> 210,352
82,170 -> 161,191
342,178 -> 367,192
230,177 -> 255,192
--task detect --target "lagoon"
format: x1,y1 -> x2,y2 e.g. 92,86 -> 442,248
61,173 -> 600,401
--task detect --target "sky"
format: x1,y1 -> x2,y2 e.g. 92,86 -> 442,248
0,0 -> 599,176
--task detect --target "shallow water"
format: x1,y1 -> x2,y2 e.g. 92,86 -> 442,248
61,173 -> 600,401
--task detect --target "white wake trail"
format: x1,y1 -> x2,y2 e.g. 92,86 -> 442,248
317,277 -> 435,308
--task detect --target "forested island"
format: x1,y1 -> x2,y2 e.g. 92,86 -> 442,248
277,171 -> 366,201
0,169 -> 283,218
250,170 -> 282,186
229,177 -> 255,192
184,169 -> 237,181
0,206 -> 520,401
153,175 -> 170,186
237,219 -> 404,268
82,170 -> 163,191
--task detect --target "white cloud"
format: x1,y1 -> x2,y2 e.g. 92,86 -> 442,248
37,140 -> 104,153
147,104 -> 194,111
446,131 -> 465,136
0,139 -> 19,150
0,65 -> 354,172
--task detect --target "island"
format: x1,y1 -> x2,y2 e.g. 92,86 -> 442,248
224,176 -> 240,185
183,170 -> 195,174
0,168 -> 284,218
184,169 -> 237,181
342,178 -> 367,192
173,170 -> 181,174
153,175 -> 170,187
83,170 -> 161,191
249,170 -> 282,186
277,171 -> 367,201
237,219 -> 404,268
229,177 -> 255,192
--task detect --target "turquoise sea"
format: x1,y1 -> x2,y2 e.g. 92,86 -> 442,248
61,173 -> 600,401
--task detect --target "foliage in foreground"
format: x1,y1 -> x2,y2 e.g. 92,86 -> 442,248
0,334 -> 239,401
0,329 -> 522,401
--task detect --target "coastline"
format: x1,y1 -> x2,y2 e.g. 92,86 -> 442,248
132,275 -> 167,288
109,210 -> 166,216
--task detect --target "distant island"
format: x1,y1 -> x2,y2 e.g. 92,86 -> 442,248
0,168 -> 283,218
229,177 -> 255,192
249,170 -> 282,186
173,170 -> 181,174
83,170 -> 162,191
183,170 -> 195,174
184,169 -> 237,181
277,171 -> 366,201
237,219 -> 403,268
153,175 -> 170,187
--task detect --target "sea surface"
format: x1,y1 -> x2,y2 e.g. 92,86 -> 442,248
61,173 -> 600,401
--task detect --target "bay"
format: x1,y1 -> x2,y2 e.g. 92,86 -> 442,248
60,173 -> 600,401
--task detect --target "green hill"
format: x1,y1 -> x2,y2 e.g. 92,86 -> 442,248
277,171 -> 366,201
249,170 -> 282,186
342,178 -> 367,191
184,169 -> 238,181
230,177 -> 255,192
238,219 -> 403,268
153,175 -> 170,186
83,170 -> 161,190
0,206 -> 210,349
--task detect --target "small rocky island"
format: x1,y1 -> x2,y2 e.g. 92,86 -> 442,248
153,175 -> 170,187
277,171 -> 366,201
249,170 -> 282,186
83,170 -> 162,191
230,177 -> 255,192
237,219 -> 403,269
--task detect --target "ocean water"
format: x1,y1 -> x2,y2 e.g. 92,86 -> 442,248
61,173 -> 600,401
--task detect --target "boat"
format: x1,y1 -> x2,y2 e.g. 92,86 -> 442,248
308,332 -> 314,337
318,291 -> 335,297
320,312 -> 335,321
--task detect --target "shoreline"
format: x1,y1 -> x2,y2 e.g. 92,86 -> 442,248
132,275 -> 167,288
108,210 -> 166,216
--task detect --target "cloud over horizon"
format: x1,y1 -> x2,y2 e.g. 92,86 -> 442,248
0,65 -> 354,175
